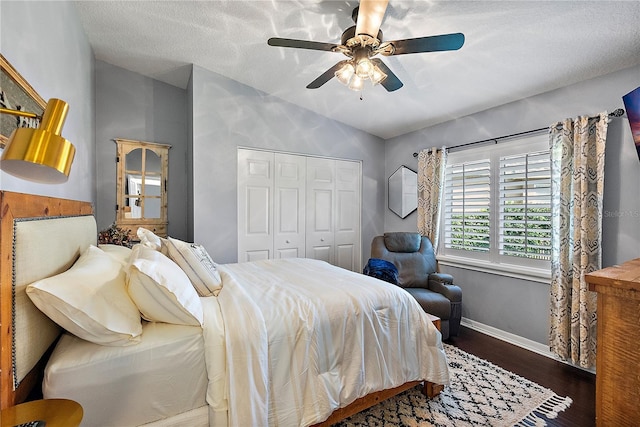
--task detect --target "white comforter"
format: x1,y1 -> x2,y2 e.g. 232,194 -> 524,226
205,258 -> 449,427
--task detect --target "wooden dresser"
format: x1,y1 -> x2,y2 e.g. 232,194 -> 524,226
586,258 -> 640,426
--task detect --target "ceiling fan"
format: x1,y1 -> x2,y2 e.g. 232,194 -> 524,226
267,0 -> 465,92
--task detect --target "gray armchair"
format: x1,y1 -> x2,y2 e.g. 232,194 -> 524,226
370,232 -> 462,340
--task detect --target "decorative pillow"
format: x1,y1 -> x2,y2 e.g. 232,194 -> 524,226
164,237 -> 222,296
98,244 -> 133,267
136,227 -> 222,297
127,244 -> 204,326
26,245 -> 142,346
137,227 -> 167,254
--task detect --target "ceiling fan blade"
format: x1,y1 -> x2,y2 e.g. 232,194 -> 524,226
355,0 -> 389,38
268,37 -> 339,52
306,61 -> 346,89
385,32 -> 465,55
371,59 -> 403,92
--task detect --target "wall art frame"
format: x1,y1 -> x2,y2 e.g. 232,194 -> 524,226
622,86 -> 640,161
0,54 -> 46,149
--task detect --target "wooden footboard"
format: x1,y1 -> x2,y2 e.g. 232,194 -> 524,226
312,380 -> 442,427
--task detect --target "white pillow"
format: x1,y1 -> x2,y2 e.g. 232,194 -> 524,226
165,237 -> 222,297
127,245 -> 204,326
26,246 -> 142,346
98,244 -> 132,266
136,228 -> 222,297
137,227 -> 167,254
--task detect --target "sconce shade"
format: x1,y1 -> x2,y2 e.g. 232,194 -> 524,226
0,98 -> 75,183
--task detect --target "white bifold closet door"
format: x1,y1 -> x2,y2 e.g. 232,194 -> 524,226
237,149 -> 306,262
274,153 -> 306,259
237,148 -> 361,271
306,157 -> 361,271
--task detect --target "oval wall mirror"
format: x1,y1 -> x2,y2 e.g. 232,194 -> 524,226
388,165 -> 418,218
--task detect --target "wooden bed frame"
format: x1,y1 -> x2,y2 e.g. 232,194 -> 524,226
0,190 -> 442,423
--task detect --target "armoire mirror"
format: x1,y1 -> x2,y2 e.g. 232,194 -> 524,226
115,138 -> 170,240
388,165 -> 418,218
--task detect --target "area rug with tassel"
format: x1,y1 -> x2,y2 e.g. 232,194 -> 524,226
335,344 -> 573,427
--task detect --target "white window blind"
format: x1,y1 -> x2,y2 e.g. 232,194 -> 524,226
444,159 -> 491,252
440,133 -> 551,277
499,150 -> 551,261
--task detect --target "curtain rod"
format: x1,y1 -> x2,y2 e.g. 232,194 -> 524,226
412,108 -> 625,157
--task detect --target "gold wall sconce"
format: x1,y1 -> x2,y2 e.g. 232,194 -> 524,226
0,98 -> 75,183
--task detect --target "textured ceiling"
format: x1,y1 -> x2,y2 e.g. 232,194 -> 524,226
74,1 -> 640,139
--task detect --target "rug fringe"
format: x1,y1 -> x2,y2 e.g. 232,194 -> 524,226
515,395 -> 573,426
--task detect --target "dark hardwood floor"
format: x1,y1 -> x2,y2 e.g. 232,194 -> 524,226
446,326 -> 595,427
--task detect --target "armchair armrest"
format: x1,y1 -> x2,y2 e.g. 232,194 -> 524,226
428,273 -> 462,303
430,272 -> 453,284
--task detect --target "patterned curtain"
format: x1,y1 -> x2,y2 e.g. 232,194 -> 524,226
417,147 -> 447,252
548,112 -> 608,369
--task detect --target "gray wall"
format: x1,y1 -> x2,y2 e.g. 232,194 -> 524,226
94,61 -> 189,239
384,64 -> 640,345
0,1 -> 95,203
191,65 -> 386,265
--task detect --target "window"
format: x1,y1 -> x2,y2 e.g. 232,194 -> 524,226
498,150 -> 551,260
444,159 -> 491,252
440,134 -> 551,279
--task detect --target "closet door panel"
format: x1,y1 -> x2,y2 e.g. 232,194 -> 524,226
334,160 -> 361,271
238,149 -> 274,262
274,153 -> 306,259
246,250 -> 271,262
336,244 -> 356,270
306,157 -> 335,265
246,187 -> 270,233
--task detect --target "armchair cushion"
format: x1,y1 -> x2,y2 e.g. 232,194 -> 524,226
403,288 -> 452,320
383,233 -> 421,253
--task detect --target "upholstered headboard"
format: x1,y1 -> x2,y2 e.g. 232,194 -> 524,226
0,191 -> 95,409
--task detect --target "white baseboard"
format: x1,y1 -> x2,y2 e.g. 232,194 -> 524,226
460,317 -> 595,374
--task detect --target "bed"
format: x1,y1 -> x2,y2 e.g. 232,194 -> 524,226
0,191 -> 449,426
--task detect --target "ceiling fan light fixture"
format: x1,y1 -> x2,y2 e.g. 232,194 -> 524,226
348,74 -> 365,92
370,64 -> 387,85
268,2 -> 465,94
335,62 -> 355,85
355,57 -> 374,79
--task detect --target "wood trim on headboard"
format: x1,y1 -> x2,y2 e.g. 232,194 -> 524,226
0,191 -> 93,409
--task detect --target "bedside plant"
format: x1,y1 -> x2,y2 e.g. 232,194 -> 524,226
98,223 -> 133,248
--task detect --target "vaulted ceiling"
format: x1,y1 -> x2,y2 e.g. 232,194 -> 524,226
75,1 -> 640,139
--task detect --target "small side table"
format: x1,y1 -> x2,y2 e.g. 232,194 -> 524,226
425,313 -> 441,331
1,399 -> 83,427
